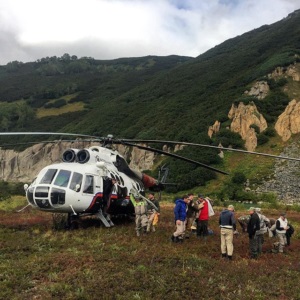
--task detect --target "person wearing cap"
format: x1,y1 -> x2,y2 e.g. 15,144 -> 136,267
196,194 -> 210,239
171,195 -> 190,243
146,192 -> 160,233
130,192 -> 149,237
237,215 -> 250,232
276,212 -> 289,253
247,207 -> 260,259
219,204 -> 238,260
255,208 -> 270,255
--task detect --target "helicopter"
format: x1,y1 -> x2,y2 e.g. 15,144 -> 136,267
0,132 -> 229,229
1,132 -> 300,229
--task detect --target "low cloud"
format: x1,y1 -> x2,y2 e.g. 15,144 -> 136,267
0,0 -> 299,65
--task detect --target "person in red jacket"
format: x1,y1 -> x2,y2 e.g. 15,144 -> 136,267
196,194 -> 209,239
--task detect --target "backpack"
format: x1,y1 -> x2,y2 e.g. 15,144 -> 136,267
257,214 -> 267,234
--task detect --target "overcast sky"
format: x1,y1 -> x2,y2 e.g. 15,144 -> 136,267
0,0 -> 299,65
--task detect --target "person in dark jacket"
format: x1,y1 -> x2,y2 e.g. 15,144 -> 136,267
286,223 -> 294,246
219,205 -> 238,260
247,207 -> 260,259
171,195 -> 190,242
185,193 -> 199,238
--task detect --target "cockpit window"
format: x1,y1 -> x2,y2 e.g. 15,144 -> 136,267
83,175 -> 94,194
69,172 -> 83,191
40,169 -> 57,184
54,170 -> 71,187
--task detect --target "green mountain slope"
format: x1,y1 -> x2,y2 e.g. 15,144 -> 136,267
0,10 -> 300,194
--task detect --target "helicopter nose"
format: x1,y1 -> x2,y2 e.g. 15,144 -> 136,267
28,186 -> 67,209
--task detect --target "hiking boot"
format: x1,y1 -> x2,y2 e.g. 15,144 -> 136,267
221,253 -> 227,258
227,255 -> 232,260
171,235 -> 180,243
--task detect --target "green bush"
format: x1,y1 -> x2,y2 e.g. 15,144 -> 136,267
231,172 -> 247,184
264,127 -> 276,137
213,129 -> 244,148
257,133 -> 269,145
0,181 -> 25,200
250,124 -> 260,134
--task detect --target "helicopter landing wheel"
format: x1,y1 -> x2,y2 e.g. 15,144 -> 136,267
52,213 -> 69,230
67,213 -> 80,230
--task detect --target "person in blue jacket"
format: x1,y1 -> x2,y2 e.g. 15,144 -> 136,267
171,195 -> 190,242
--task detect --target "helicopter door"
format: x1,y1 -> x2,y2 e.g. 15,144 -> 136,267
81,174 -> 103,213
83,175 -> 94,194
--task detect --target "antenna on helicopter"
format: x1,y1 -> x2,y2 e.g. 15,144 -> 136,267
102,134 -> 114,149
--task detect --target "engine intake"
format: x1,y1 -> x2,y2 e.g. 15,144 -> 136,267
77,149 -> 90,164
62,149 -> 79,162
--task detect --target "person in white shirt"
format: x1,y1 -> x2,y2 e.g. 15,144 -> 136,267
275,212 -> 289,253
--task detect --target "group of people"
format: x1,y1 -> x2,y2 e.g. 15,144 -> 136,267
171,193 -> 215,242
129,191 -> 160,236
220,205 -> 292,259
129,190 -> 294,259
247,207 -> 294,257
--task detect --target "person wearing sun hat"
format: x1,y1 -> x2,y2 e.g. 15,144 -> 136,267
276,212 -> 289,253
247,207 -> 260,259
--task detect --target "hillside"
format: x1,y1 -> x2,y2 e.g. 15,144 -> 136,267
0,10 -> 300,197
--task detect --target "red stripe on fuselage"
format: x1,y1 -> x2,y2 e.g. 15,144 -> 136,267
86,192 -> 103,212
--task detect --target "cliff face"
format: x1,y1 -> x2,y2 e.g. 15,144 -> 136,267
275,99 -> 300,141
0,141 -> 95,182
0,141 -> 156,182
228,102 -> 268,151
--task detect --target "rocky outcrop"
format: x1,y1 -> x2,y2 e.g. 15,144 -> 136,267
286,65 -> 300,81
244,81 -> 270,99
208,120 -> 221,138
275,99 -> 300,141
128,144 -> 155,171
0,141 -> 159,182
0,141 -> 97,182
228,102 -> 268,151
269,63 -> 300,82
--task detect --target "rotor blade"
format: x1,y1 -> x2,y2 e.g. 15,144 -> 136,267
119,140 -> 229,175
121,139 -> 300,162
0,139 -> 99,148
0,132 -> 99,139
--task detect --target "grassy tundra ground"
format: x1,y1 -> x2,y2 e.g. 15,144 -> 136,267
0,197 -> 300,300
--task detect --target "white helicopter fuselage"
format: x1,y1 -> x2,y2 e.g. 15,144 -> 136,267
25,146 -> 145,215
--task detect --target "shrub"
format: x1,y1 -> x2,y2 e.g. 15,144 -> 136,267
257,133 -> 269,145
213,129 -> 244,148
250,124 -> 260,134
264,127 -> 276,137
231,172 -> 247,184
